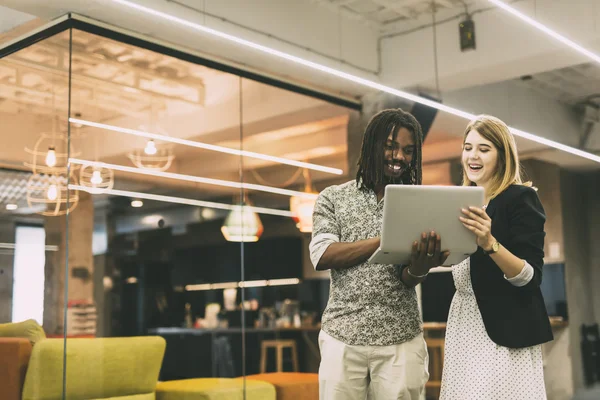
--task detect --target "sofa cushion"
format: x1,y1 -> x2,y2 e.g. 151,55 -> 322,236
0,319 -> 46,345
245,373 -> 319,400
156,378 -> 276,400
22,336 -> 166,400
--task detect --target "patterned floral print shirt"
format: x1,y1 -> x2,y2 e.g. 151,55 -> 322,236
309,180 -> 422,346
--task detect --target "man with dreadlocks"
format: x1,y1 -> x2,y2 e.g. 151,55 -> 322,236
310,108 -> 449,399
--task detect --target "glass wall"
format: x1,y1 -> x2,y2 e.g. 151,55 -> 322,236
64,26 -> 248,384
0,18 -> 353,398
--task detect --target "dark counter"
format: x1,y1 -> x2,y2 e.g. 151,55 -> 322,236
148,326 -> 320,380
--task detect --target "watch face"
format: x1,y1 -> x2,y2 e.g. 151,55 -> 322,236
490,242 -> 499,253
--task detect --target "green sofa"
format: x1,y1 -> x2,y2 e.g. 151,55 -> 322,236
0,320 -> 166,400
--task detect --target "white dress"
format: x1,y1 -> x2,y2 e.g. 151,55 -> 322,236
439,258 -> 547,400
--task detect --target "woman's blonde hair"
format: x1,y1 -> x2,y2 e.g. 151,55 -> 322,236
462,115 -> 532,199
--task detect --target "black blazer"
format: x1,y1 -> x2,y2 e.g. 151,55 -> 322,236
470,184 -> 553,349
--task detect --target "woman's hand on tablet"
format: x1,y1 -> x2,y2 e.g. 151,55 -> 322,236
460,206 -> 495,250
409,231 -> 450,275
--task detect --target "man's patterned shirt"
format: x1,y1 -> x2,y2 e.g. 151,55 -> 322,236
309,180 -> 422,346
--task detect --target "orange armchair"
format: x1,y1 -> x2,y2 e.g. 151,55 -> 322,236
0,338 -> 32,400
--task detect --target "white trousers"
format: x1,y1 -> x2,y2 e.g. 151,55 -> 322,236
318,330 -> 429,400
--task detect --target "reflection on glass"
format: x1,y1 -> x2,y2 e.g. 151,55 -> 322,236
0,19 -> 353,400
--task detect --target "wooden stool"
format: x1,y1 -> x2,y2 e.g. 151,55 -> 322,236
260,340 -> 299,373
425,337 -> 445,400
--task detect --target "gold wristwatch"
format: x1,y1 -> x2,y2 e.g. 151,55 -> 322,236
484,241 -> 500,255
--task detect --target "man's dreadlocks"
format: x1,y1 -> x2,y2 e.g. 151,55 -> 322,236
355,108 -> 423,190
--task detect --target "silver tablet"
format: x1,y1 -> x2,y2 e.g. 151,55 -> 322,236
368,185 -> 485,266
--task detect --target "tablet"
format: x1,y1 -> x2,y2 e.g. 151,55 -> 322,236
368,185 -> 485,266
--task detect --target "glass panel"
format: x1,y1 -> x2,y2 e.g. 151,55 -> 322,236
239,77 -> 354,380
64,27 -> 245,397
0,27 -> 70,399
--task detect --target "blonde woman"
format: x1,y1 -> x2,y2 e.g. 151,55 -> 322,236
440,115 -> 553,400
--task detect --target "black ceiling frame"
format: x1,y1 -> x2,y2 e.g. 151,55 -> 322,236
0,13 -> 362,111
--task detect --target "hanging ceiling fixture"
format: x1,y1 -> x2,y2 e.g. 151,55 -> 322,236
77,93 -> 115,194
26,173 -> 79,217
78,121 -> 115,194
127,105 -> 175,171
290,169 -> 318,233
79,164 -> 115,194
106,0 -> 600,164
25,132 -> 80,175
25,115 -> 80,216
128,137 -> 175,171
221,200 -> 264,243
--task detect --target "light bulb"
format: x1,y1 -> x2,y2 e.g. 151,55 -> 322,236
5,204 -> 17,211
144,140 -> 157,155
47,184 -> 58,201
90,170 -> 103,185
131,199 -> 143,208
45,147 -> 57,167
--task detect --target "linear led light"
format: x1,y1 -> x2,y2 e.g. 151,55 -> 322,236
69,118 -> 343,175
186,278 -> 300,291
268,278 -> 302,286
211,282 -> 239,290
70,184 -> 295,218
108,0 -> 600,164
487,0 -> 600,65
69,158 -> 318,200
0,242 -> 59,252
239,280 -> 268,288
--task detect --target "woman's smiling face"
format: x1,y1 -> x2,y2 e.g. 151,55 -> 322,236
462,129 -> 498,187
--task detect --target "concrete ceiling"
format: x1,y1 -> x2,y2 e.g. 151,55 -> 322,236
314,0 -> 473,34
517,62 -> 600,107
0,5 -> 36,35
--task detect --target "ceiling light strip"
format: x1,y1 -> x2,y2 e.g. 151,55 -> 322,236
69,158 -> 318,199
487,0 -> 600,65
69,184 -> 295,218
108,0 -> 600,164
185,278 -> 301,291
0,243 -> 59,252
69,118 -> 343,175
